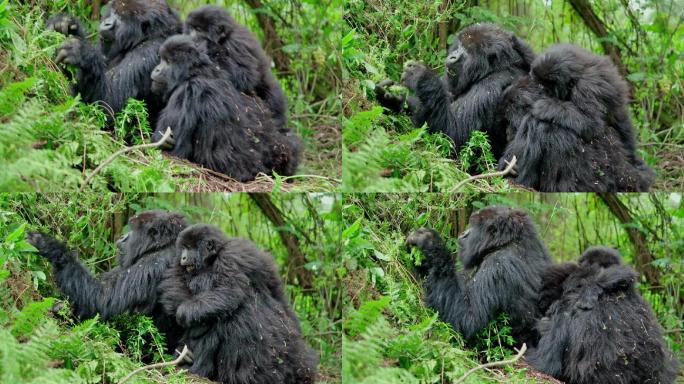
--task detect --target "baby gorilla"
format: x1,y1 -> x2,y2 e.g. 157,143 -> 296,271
405,205 -> 551,345
498,44 -> 654,191
528,247 -> 678,383
158,224 -> 317,384
376,23 -> 535,159
184,5 -> 288,129
150,35 -> 301,182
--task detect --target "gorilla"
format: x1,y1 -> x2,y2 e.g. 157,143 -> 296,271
405,205 -> 552,345
158,224 -> 317,384
498,44 -> 655,192
184,5 -> 288,129
528,247 -> 679,384
150,35 -> 301,182
376,23 -> 535,159
27,210 -> 188,354
47,0 -> 181,124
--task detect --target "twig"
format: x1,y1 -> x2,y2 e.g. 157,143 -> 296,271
79,127 -> 172,191
454,343 -> 527,384
118,345 -> 189,384
450,156 -> 517,192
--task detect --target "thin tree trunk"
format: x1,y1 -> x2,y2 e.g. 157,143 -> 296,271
599,194 -> 659,285
243,0 -> 291,73
250,193 -> 313,289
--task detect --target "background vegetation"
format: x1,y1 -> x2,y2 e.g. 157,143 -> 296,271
342,0 -> 684,192
0,0 -> 342,192
0,192 -> 342,383
342,193 -> 684,383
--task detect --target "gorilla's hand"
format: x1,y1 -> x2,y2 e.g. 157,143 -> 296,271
27,232 -> 74,267
375,79 -> 407,113
46,14 -> 85,38
405,227 -> 441,251
401,61 -> 428,92
56,38 -> 84,66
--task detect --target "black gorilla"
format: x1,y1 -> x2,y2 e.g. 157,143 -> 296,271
27,210 -> 188,354
405,205 -> 552,344
150,35 -> 301,181
184,5 -> 288,129
376,23 -> 535,159
47,0 -> 181,123
498,44 -> 655,192
528,247 -> 679,383
158,224 -> 317,384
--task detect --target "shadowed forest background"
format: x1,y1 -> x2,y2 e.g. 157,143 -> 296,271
342,0 -> 684,192
0,0 -> 342,192
0,193 -> 343,383
343,193 -> 684,383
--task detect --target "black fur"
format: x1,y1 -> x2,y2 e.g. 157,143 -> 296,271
158,224 -> 317,384
406,205 -> 551,344
27,210 -> 188,354
184,5 -> 288,129
528,248 -> 679,383
376,23 -> 535,159
498,44 -> 655,191
578,245 -> 622,268
48,0 -> 181,124
150,35 -> 301,181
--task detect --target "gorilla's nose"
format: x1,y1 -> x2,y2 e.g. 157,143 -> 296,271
575,301 -> 594,311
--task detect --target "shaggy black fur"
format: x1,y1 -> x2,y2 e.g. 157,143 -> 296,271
528,247 -> 679,383
27,210 -> 188,353
47,0 -> 181,123
376,23 -> 535,159
498,44 -> 655,191
184,5 -> 288,129
150,35 -> 301,181
405,205 -> 552,344
158,224 -> 317,384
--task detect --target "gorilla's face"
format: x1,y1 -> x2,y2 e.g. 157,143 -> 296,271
116,210 -> 188,267
176,224 -> 226,273
445,40 -> 468,77
185,6 -> 236,44
153,36 -> 209,97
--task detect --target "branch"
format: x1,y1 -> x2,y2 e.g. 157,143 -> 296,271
451,156 -> 517,192
454,343 -> 527,384
118,345 -> 189,384
79,127 -> 172,191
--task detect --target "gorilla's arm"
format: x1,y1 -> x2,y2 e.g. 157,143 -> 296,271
175,274 -> 249,327
155,83 -> 201,157
28,233 -> 167,320
526,314 -> 570,377
158,263 -> 192,316
257,74 -> 288,129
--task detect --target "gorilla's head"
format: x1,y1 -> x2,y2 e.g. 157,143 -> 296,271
116,210 -> 188,267
559,264 -> 637,312
446,23 -> 535,95
579,246 -> 622,268
99,0 -> 181,59
176,224 -> 228,273
184,5 -> 239,44
458,205 -> 535,268
151,35 -> 213,97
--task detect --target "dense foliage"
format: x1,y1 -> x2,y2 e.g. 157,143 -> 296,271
342,193 -> 684,383
342,0 -> 684,192
0,0 -> 343,192
0,193 -> 342,383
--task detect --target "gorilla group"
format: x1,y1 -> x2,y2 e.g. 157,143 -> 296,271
406,207 -> 679,384
48,0 -> 300,181
376,23 -> 654,192
29,211 -> 317,384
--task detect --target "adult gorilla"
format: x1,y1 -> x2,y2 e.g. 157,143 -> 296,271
376,23 -> 535,159
159,224 -> 317,384
27,210 -> 188,354
47,0 -> 181,123
528,247 -> 679,384
405,205 -> 552,345
150,35 -> 301,181
498,44 -> 654,191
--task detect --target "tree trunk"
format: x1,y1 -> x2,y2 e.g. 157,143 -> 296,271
599,194 -> 659,285
243,0 -> 291,73
250,193 -> 313,289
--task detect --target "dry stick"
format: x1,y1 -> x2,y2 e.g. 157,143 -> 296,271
118,345 -> 190,384
454,343 -> 528,384
79,127 -> 172,191
450,156 -> 517,192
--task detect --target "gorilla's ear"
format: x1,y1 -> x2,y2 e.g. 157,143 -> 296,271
147,226 -> 159,238
597,265 -> 637,292
205,239 -> 216,253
